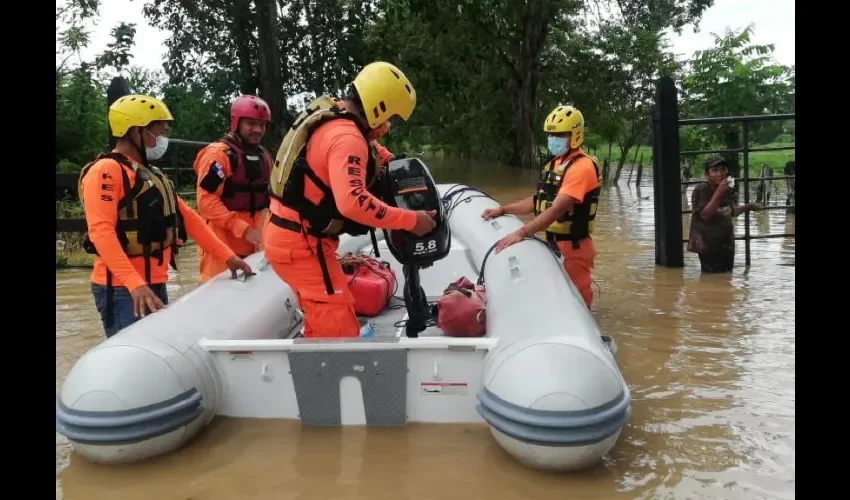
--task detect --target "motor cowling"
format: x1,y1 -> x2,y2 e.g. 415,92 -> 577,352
380,157 -> 451,267
379,157 -> 452,337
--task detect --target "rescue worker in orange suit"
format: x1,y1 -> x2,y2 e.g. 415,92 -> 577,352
264,61 -> 436,338
79,94 -> 254,338
193,95 -> 273,282
484,105 -> 601,309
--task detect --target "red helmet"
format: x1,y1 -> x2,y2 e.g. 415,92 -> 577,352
230,95 -> 271,132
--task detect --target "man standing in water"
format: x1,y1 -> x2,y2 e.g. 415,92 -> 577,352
688,156 -> 762,273
193,95 -> 273,282
483,104 -> 601,309
79,94 -> 253,337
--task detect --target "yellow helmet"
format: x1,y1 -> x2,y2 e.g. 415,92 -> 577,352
543,105 -> 584,149
352,61 -> 416,129
109,94 -> 174,138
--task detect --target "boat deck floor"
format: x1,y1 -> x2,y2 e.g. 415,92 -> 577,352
358,296 -> 446,339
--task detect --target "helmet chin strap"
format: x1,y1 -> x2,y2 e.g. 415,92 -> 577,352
130,127 -> 149,167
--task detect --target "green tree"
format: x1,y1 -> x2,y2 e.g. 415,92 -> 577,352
143,0 -> 379,146
56,0 -> 224,173
369,0 -> 712,169
681,24 -> 794,176
56,0 -> 109,169
595,24 -> 681,182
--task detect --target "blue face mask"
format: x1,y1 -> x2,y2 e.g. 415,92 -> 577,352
547,136 -> 568,157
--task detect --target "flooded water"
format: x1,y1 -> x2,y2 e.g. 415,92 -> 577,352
56,160 -> 795,500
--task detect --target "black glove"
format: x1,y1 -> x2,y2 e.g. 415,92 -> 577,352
394,152 -> 408,160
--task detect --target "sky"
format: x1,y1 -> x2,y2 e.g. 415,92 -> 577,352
60,0 -> 795,72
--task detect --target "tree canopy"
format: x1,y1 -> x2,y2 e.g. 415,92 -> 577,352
56,0 -> 794,175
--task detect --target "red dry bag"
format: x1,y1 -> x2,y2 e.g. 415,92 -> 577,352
435,277 -> 487,337
342,255 -> 397,317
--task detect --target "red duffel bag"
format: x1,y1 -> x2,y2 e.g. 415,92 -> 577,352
435,277 -> 486,337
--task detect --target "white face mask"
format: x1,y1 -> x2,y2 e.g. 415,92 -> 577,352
144,130 -> 169,161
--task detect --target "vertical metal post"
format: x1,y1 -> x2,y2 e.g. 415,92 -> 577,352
742,122 -> 751,267
651,76 -> 684,267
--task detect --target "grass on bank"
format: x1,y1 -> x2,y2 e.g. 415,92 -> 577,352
56,197 -> 92,268
413,140 -> 794,174
581,141 -> 794,176
55,195 -> 199,269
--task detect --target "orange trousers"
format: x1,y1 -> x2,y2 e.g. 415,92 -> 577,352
555,237 -> 597,309
266,233 -> 360,338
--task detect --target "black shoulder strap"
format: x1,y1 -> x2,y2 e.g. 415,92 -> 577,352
97,151 -> 134,169
89,152 -> 139,218
288,111 -> 372,200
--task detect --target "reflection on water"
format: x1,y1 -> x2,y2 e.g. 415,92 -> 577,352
56,159 -> 794,500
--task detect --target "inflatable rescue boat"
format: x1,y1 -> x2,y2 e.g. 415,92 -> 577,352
56,158 -> 631,472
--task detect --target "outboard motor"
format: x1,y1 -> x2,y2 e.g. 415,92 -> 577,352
381,157 -> 451,337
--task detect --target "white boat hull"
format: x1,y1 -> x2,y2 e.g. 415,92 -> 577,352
56,183 -> 630,472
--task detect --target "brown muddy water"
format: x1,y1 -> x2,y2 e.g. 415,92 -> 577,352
56,161 -> 795,500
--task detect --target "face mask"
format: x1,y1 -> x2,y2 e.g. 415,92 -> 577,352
547,136 -> 569,157
145,130 -> 169,161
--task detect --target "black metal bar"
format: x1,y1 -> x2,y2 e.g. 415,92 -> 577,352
56,173 -> 81,190
56,218 -> 88,233
681,145 -> 796,155
57,168 -> 195,180
682,233 -> 796,243
742,233 -> 795,240
58,215 -> 195,235
746,145 -> 796,153
679,113 -> 795,126
652,76 -> 684,267
682,204 -> 796,214
169,138 -> 210,147
742,122 -> 751,267
681,175 -> 795,186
